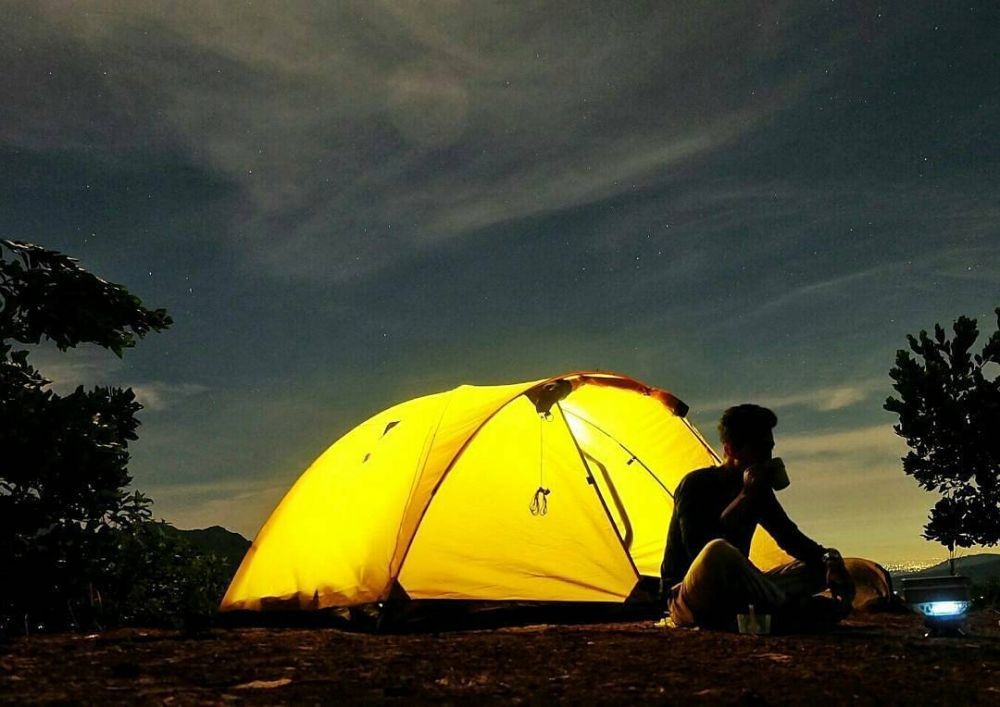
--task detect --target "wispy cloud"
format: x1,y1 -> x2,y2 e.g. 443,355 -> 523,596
696,378 -> 887,415
929,245 -> 1000,285
735,199 -> 1000,325
761,379 -> 886,413
17,345 -> 206,411
21,344 -> 123,391
8,1 -> 835,281
779,423 -> 905,461
129,381 -> 209,411
745,265 -> 896,322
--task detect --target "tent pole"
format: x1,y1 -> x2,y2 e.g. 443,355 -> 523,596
561,409 -> 675,500
556,402 -> 642,582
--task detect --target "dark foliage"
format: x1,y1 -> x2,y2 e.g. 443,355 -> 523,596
0,240 -> 170,355
0,239 -> 180,633
156,524 -> 251,566
885,308 -> 1000,563
98,518 -> 237,633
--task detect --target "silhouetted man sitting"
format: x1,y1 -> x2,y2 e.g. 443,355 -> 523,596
660,404 -> 854,632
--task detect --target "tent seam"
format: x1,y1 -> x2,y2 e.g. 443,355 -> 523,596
680,416 -> 723,465
384,387 -> 459,596
391,378 -> 572,593
390,391 -> 524,589
555,401 -> 642,588
561,408 -> 675,500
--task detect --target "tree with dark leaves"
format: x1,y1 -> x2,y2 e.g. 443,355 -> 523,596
0,240 -> 171,632
885,308 -> 1000,574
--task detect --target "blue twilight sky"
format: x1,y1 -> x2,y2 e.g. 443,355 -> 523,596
2,1 -> 998,563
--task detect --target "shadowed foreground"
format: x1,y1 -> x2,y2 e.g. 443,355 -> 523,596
1,612 -> 998,704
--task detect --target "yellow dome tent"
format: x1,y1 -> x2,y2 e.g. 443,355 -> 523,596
220,371 -> 885,613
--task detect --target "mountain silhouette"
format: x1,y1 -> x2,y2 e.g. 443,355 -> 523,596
159,524 -> 251,571
894,553 -> 1000,582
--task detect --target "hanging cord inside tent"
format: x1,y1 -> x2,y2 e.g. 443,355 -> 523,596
529,412 -> 551,516
529,486 -> 550,516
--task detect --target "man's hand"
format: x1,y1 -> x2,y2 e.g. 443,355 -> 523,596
825,553 -> 855,607
743,463 -> 773,496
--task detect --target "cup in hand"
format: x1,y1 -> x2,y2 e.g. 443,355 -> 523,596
744,457 -> 791,492
766,457 -> 790,491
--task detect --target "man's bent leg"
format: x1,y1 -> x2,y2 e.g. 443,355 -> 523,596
669,539 -> 786,629
765,561 -> 848,633
764,560 -> 826,602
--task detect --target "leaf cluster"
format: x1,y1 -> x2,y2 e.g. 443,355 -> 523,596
0,240 -> 171,354
0,344 -> 142,532
885,308 -> 1000,549
0,240 -> 179,632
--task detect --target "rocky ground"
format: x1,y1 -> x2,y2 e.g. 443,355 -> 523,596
2,610 -> 999,704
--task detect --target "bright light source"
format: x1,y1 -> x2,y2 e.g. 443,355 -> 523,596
926,601 -> 964,616
901,576 -> 972,637
922,601 -> 969,617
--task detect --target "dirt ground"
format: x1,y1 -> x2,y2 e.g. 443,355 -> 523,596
2,610 -> 999,705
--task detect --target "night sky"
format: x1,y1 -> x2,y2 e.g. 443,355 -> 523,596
3,2 -> 998,564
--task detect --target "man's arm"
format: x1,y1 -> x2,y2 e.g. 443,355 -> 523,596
755,490 -> 825,565
757,488 -> 855,606
721,464 -> 824,564
723,464 -> 855,607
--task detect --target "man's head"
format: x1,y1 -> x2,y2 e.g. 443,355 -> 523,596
718,404 -> 777,468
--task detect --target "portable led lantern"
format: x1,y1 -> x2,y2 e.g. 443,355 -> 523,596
922,601 -> 970,617
900,576 -> 972,636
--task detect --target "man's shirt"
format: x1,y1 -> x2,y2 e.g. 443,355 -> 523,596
660,465 -> 825,588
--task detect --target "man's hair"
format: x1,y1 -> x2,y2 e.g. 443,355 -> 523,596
718,404 -> 778,449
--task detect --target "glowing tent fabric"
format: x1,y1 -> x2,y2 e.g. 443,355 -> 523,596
220,372 -> 881,612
